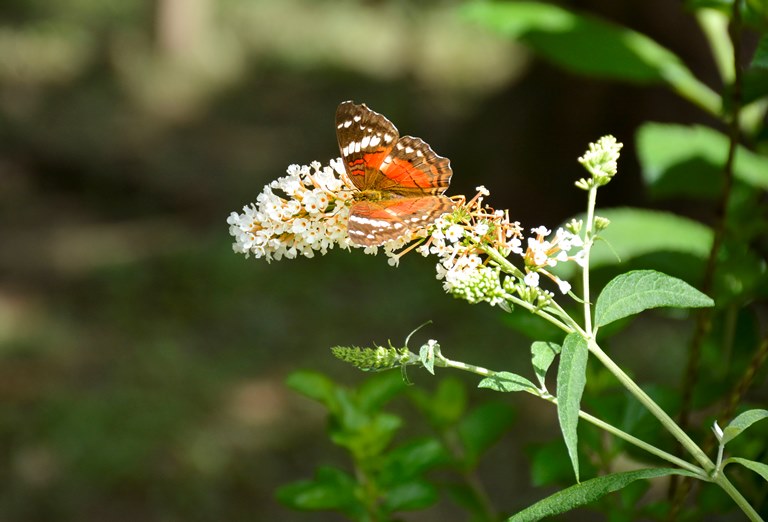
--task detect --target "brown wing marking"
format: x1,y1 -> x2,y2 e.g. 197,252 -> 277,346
335,101 -> 398,190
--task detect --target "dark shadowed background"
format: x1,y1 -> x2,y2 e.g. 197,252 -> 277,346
0,0 -> 725,520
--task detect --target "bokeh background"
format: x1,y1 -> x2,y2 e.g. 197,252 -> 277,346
0,0 -> 731,520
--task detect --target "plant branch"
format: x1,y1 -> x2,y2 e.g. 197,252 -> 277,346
435,356 -> 704,475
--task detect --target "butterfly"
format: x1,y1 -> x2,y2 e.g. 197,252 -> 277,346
336,101 -> 454,247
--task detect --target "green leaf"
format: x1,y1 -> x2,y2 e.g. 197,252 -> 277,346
458,401 -> 516,465
751,33 -> 768,69
479,371 -> 537,393
331,412 -> 402,460
721,409 -> 768,445
357,371 -> 407,413
383,479 -> 439,512
408,377 -> 468,429
594,270 -> 714,328
431,377 -> 468,426
556,333 -> 589,482
553,208 -> 714,279
723,457 -> 768,482
419,342 -> 436,375
378,438 -> 450,486
285,370 -> 337,408
637,123 -> 768,196
508,468 -> 699,521
531,341 -> 562,389
462,2 -> 683,82
276,466 -> 361,515
592,208 -> 712,265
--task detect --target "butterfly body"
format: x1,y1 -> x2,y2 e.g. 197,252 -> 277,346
336,101 -> 454,246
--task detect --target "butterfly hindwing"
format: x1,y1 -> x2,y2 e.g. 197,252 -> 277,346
348,196 -> 455,246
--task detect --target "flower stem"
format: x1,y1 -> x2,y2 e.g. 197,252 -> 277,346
582,187 -> 598,336
435,355 -> 704,475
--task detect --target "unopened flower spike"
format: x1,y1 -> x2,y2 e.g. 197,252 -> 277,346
576,135 -> 623,189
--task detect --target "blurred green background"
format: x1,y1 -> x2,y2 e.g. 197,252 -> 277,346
0,0 -> 723,520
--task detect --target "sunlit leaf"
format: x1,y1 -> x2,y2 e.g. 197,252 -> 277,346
531,341 -> 561,389
462,1 -> 683,82
556,333 -> 589,482
479,371 -> 537,393
721,409 -> 768,445
637,123 -> 768,196
594,270 -> 714,328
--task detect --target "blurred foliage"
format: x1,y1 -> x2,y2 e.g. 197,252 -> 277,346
1,0 -> 766,521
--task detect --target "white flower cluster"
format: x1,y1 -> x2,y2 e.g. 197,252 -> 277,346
522,226 -> 585,295
227,160 -> 411,262
227,160 -> 352,261
422,187 -> 586,308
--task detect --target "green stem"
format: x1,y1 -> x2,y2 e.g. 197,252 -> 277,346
588,341 -> 712,471
541,394 -> 706,477
582,187 -> 597,336
435,356 -> 704,476
588,341 -> 763,518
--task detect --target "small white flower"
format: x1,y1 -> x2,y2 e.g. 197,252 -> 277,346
475,185 -> 490,196
556,278 -> 571,294
474,222 -> 489,236
445,224 -> 464,243
524,271 -> 540,288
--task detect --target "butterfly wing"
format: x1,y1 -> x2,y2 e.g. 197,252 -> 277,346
348,196 -> 455,246
336,101 -> 399,191
379,135 -> 452,196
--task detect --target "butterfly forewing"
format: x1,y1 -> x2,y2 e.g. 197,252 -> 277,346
348,196 -> 455,246
336,101 -> 399,191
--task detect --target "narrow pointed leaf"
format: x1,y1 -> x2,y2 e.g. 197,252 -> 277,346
479,372 -> 537,393
723,458 -> 768,482
508,468 -> 699,521
556,333 -> 589,482
721,409 -> 768,445
531,341 -> 561,389
595,270 -> 714,327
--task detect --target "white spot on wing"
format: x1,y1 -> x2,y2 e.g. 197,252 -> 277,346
370,135 -> 381,147
343,120 -> 352,128
353,115 -> 362,122
361,135 -> 371,148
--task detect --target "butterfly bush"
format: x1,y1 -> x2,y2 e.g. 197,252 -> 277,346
228,136 -> 623,309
